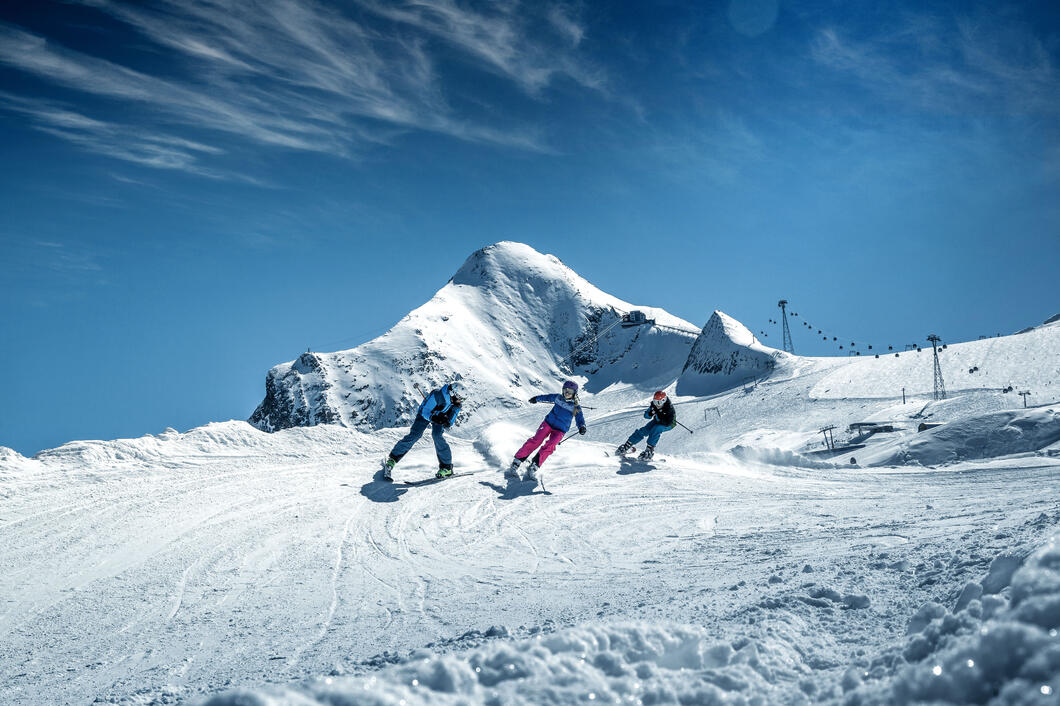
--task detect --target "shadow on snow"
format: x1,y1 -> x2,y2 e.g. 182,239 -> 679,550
617,458 -> 656,475
480,478 -> 551,499
359,471 -> 409,503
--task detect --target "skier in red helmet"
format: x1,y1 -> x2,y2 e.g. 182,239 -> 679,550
615,390 -> 676,461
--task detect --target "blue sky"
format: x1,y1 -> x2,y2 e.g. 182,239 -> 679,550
1,0 -> 1058,455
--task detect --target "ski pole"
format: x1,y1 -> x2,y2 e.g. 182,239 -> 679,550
413,382 -> 429,400
676,421 -> 694,434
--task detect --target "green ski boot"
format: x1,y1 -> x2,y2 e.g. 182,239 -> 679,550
381,456 -> 396,482
436,463 -> 454,479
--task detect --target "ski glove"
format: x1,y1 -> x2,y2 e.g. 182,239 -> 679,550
579,426 -> 587,435
430,413 -> 449,426
529,396 -> 538,403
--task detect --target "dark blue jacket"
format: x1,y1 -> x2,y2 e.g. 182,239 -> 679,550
418,384 -> 461,426
533,393 -> 586,432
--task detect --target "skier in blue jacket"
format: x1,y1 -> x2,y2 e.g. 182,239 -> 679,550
507,380 -> 586,480
382,382 -> 463,481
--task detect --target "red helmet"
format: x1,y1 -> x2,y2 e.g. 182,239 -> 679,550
652,390 -> 667,405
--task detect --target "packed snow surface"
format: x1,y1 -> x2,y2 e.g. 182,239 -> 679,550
2,243 -> 1058,704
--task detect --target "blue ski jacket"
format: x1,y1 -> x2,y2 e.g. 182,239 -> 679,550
532,393 -> 586,432
417,384 -> 461,426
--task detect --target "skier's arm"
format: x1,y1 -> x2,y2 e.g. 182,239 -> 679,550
644,407 -> 653,419
575,407 -> 586,431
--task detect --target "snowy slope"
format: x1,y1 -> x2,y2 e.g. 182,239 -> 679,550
2,420 -> 1058,705
809,317 -> 1060,401
250,242 -> 698,433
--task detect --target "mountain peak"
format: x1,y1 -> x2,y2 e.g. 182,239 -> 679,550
676,310 -> 785,397
250,241 -> 698,433
451,242 -> 571,289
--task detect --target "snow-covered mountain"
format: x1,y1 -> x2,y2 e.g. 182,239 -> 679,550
250,242 -> 699,433
677,310 -> 791,396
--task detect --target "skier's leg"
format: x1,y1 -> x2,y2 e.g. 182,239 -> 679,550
628,423 -> 651,445
515,422 -> 553,460
638,422 -> 666,461
534,426 -> 567,466
647,421 -> 667,447
431,422 -> 453,476
389,416 -> 429,463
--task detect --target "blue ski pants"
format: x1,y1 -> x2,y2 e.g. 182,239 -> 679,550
390,416 -> 453,466
626,419 -> 671,448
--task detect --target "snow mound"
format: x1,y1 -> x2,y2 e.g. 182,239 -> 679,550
250,242 -> 697,434
861,406 -> 1060,467
32,421 -> 378,467
848,530 -> 1060,705
201,622 -> 806,705
676,311 -> 789,397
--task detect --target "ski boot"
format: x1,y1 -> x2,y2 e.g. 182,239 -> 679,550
506,458 -> 523,478
525,460 -> 540,481
381,456 -> 396,482
637,445 -> 655,462
615,441 -> 634,456
436,462 -> 454,479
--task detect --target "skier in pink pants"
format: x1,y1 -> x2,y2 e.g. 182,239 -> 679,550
508,380 -> 587,480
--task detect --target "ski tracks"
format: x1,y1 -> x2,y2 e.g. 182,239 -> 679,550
288,512 -> 354,667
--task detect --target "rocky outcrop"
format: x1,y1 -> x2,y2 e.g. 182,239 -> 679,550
676,311 -> 786,397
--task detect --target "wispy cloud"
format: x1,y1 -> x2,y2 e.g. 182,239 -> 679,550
0,0 -> 602,179
0,91 -> 260,181
810,11 -> 1059,118
356,0 -> 602,93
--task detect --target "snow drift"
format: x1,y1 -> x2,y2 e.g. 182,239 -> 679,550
250,242 -> 697,433
861,406 -> 1060,467
846,529 -> 1060,705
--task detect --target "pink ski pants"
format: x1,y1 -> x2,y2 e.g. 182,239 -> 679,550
515,421 -> 565,466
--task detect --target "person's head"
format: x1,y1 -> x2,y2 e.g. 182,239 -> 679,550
652,390 -> 668,407
448,381 -> 464,405
562,380 -> 579,400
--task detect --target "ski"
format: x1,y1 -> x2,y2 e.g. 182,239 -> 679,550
399,471 -> 483,487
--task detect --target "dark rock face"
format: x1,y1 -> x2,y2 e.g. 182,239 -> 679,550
249,353 -> 340,432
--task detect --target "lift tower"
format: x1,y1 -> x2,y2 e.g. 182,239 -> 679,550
927,334 -> 946,400
778,300 -> 794,353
